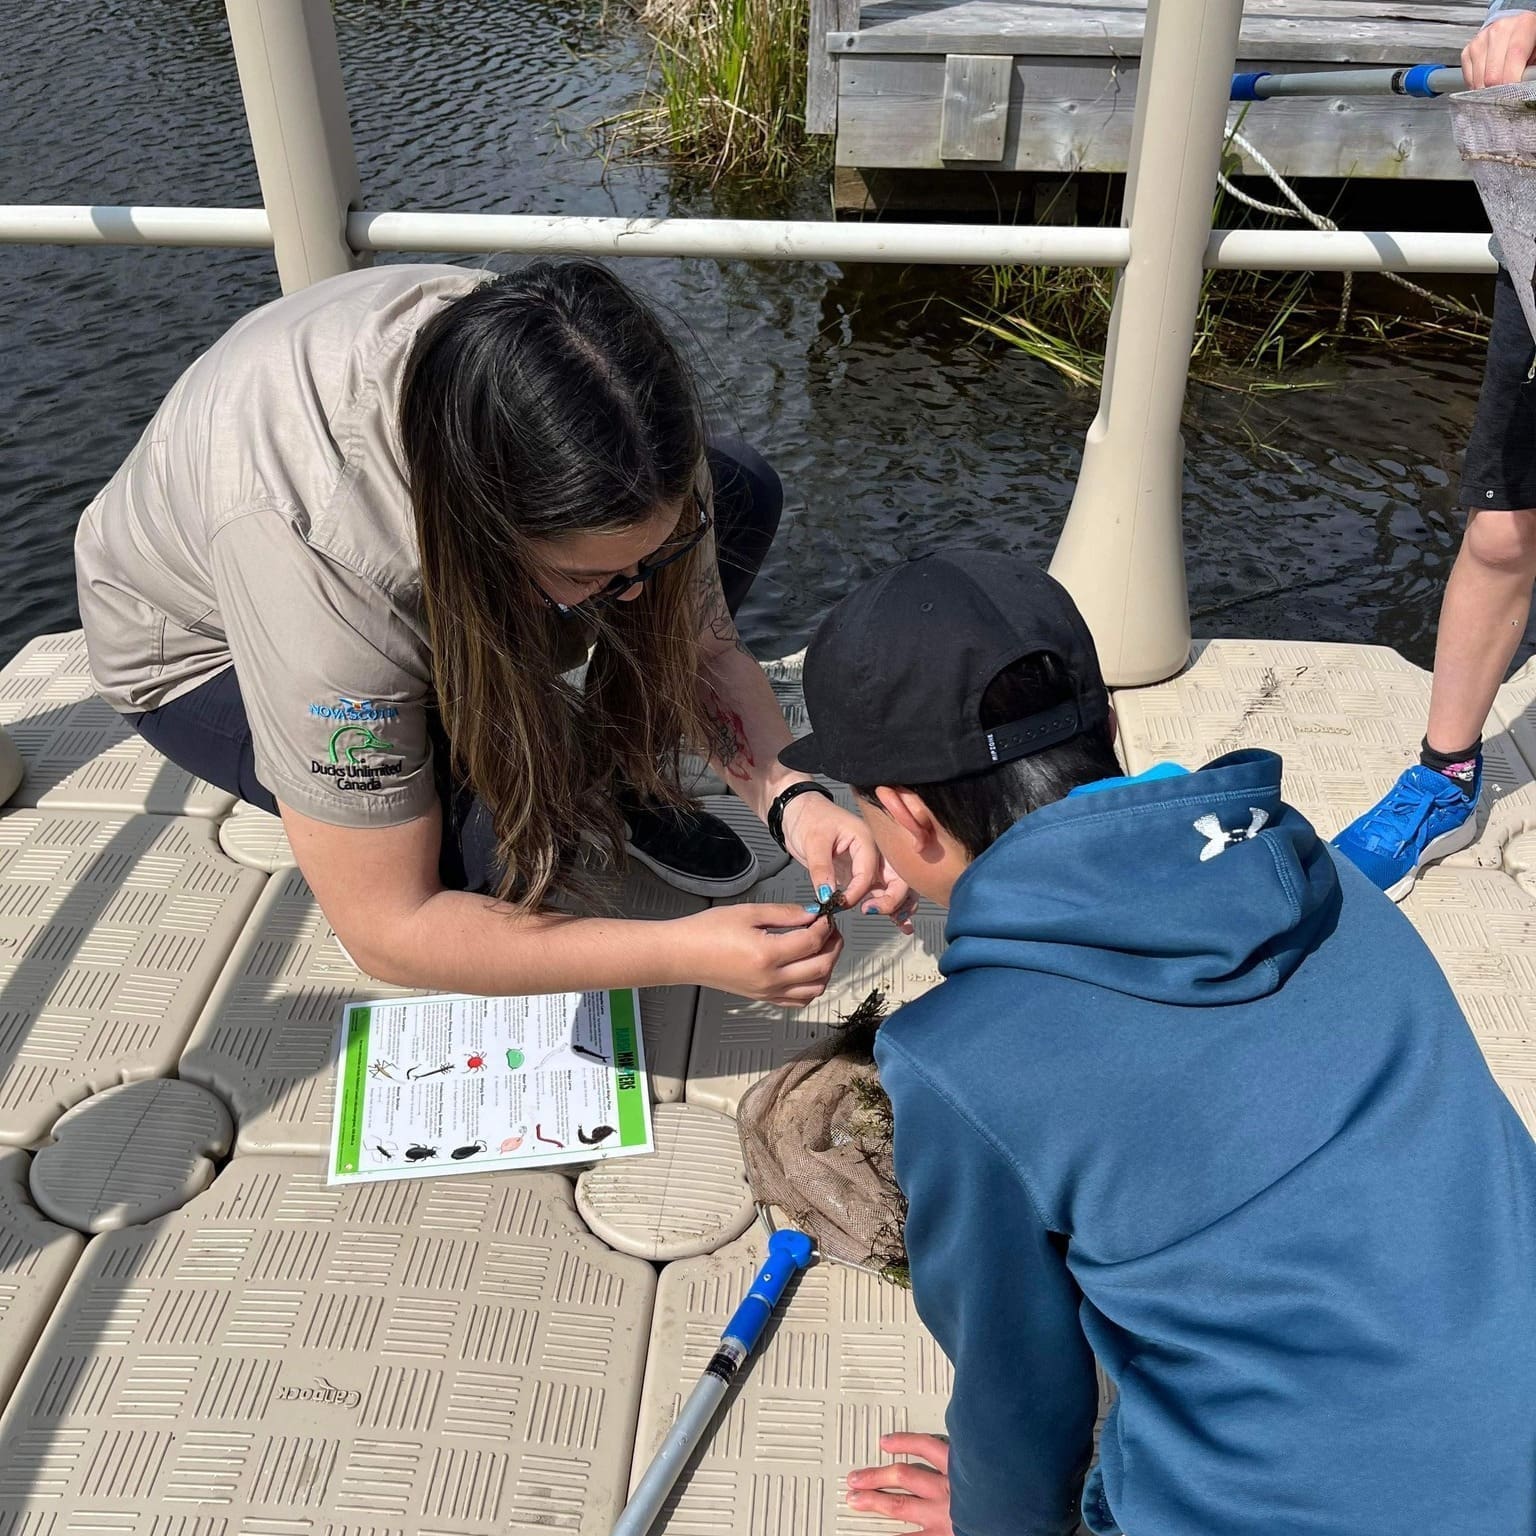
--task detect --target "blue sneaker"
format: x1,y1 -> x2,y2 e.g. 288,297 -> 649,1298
1331,762 -> 1481,902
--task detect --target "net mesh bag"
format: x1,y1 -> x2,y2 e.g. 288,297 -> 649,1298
1452,81 -> 1536,340
737,989 -> 910,1285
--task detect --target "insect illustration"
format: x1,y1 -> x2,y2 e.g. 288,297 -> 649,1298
405,1143 -> 437,1162
577,1124 -> 615,1146
534,1123 -> 564,1149
464,1051 -> 488,1073
571,1042 -> 610,1065
370,1139 -> 398,1161
407,1062 -> 453,1080
505,1048 -> 525,1070
369,1059 -> 397,1081
450,1140 -> 487,1160
499,1132 -> 526,1154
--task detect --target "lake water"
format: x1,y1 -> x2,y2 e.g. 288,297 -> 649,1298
2,0 -> 1519,672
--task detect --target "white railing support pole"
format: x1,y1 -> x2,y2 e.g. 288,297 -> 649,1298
224,0 -> 364,292
1050,0 -> 1245,687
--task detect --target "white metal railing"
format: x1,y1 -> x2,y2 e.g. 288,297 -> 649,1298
1,0 -> 1501,683
0,205 -> 1500,272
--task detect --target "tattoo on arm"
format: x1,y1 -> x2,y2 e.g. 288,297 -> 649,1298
703,689 -> 756,783
695,564 -> 752,658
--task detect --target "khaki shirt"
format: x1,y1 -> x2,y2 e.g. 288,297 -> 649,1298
75,263 -> 486,827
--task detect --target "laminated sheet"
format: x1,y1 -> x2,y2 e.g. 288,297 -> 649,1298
0,1161 -> 655,1534
576,1102 -> 755,1260
631,1229 -> 953,1534
688,868 -> 946,1117
1113,639 -> 1531,841
0,810 -> 264,1147
0,633 -> 233,818
0,1148 -> 83,1419
181,867 -> 703,1154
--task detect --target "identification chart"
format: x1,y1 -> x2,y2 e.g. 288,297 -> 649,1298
329,988 -> 652,1183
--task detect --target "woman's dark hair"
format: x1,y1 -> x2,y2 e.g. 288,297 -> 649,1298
854,652 -> 1122,858
399,258 -> 716,910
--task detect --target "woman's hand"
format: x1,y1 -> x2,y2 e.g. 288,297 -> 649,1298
1463,11 -> 1536,87
673,904 -> 844,1005
781,791 -> 916,931
847,1434 -> 953,1532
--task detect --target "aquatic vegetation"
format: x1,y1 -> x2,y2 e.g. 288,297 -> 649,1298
969,181 -> 1490,393
605,0 -> 823,181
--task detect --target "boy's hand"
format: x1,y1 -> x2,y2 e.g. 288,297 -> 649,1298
847,1434 -> 953,1532
1464,10 -> 1536,87
782,793 -> 915,929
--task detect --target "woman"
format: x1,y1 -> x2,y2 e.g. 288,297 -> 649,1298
75,259 -> 911,1003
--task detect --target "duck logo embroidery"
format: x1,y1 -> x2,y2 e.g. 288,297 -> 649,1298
1193,806 -> 1269,862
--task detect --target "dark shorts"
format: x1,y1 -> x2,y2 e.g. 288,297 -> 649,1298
1459,266 -> 1536,511
128,436 -> 783,892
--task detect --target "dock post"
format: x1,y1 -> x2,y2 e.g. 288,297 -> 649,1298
224,0 -> 365,293
1049,0 -> 1243,687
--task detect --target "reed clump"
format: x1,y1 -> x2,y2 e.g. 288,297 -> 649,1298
609,0 -> 821,181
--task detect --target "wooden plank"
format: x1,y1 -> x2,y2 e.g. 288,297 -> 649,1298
940,53 -> 1015,158
809,0 -> 860,134
826,0 -> 1485,60
835,53 -> 1470,176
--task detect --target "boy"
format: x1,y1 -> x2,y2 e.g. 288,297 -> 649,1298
779,554 -> 1536,1536
1332,0 -> 1536,901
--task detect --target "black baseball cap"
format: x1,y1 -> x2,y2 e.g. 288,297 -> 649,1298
779,553 -> 1109,785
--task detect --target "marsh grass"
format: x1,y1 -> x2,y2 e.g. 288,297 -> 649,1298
604,0 -> 821,181
967,186 -> 1489,393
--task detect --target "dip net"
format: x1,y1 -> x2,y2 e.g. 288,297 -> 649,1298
1452,81 -> 1536,340
737,989 -> 910,1285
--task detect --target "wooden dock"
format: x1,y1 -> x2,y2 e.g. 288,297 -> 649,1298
810,0 -> 1491,207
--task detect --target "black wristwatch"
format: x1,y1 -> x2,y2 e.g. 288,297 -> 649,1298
767,781 -> 836,851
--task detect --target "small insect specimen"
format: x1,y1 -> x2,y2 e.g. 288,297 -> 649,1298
406,1062 -> 453,1080
405,1143 -> 437,1162
577,1124 -> 615,1146
464,1051 -> 488,1072
369,1059 -> 397,1080
450,1140 -> 487,1160
810,887 -> 848,926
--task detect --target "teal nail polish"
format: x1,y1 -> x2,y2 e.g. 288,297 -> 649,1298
818,884 -> 833,901
863,904 -> 878,916
803,903 -> 822,914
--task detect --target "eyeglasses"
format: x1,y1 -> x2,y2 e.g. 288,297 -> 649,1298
543,497 -> 713,613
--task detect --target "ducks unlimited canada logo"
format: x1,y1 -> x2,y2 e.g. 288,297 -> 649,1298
311,719 -> 405,793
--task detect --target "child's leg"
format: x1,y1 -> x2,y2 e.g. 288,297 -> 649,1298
1425,508 -> 1536,759
1333,269 -> 1536,899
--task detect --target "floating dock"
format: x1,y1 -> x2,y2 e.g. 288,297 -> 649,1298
0,629 -> 1530,1532
812,0 -> 1489,207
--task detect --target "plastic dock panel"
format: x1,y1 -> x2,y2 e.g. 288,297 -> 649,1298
0,810 -> 264,1147
631,1229 -> 953,1535
576,1102 -> 755,1260
0,1162 -> 655,1535
0,1148 -> 83,1420
1112,639 -> 1531,841
0,633 -> 234,818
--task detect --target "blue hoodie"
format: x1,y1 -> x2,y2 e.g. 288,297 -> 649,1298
874,750 -> 1536,1536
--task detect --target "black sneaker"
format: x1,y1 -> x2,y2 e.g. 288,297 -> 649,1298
622,799 -> 759,899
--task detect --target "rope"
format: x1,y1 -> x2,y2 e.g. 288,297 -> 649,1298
1222,128 -> 1486,327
